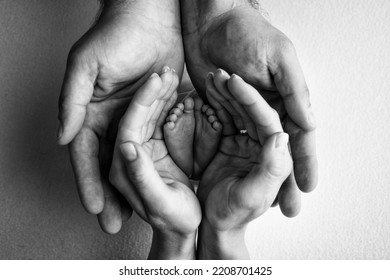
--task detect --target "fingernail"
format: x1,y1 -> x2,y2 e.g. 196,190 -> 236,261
217,68 -> 228,75
207,72 -> 214,78
120,143 -> 137,161
150,73 -> 159,79
162,66 -> 170,73
231,74 -> 242,80
275,133 -> 289,149
56,124 -> 63,140
171,68 -> 176,73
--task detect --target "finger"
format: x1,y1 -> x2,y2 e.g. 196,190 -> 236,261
270,42 -> 316,131
278,172 -> 301,217
109,73 -> 164,218
69,128 -> 104,214
117,73 -> 162,144
227,74 -> 283,142
239,133 -> 292,212
152,68 -> 179,139
97,182 -> 124,234
213,69 -> 246,130
284,116 -> 318,192
120,142 -> 171,209
271,196 -> 279,207
214,69 -> 258,140
58,54 -> 95,145
120,197 -> 133,222
205,73 -> 237,136
144,67 -> 175,139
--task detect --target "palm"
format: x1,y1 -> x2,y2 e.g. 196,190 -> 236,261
79,16 -> 184,102
139,139 -> 201,233
198,135 -> 270,231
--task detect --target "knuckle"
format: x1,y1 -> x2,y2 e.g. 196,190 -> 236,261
265,154 -> 292,181
67,43 -> 84,66
244,195 -> 272,217
264,108 -> 280,126
277,36 -> 296,55
266,161 -> 285,178
128,171 -> 145,186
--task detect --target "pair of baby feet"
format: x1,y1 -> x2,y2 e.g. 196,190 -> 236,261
163,96 -> 222,179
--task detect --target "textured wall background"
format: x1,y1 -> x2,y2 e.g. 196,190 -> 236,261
0,0 -> 389,259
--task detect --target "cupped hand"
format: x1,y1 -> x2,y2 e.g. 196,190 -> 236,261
183,4 -> 317,217
109,70 -> 202,236
57,1 -> 184,233
198,73 -> 292,231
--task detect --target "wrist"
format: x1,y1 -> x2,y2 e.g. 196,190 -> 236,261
180,0 -> 252,35
148,228 -> 197,260
99,0 -> 181,31
197,219 -> 249,259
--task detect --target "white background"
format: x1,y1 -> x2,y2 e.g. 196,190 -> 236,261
0,0 -> 389,259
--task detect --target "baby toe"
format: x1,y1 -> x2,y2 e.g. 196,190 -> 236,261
212,121 -> 223,131
208,115 -> 218,123
166,114 -> 178,123
176,103 -> 184,111
201,104 -> 210,113
172,107 -> 183,116
164,121 -> 175,130
205,107 -> 215,116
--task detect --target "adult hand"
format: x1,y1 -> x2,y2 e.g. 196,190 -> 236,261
57,0 -> 184,233
110,70 -> 201,259
197,72 -> 292,259
181,3 -> 317,217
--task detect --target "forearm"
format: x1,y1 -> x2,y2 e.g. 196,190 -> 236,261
148,229 -> 197,260
197,220 -> 249,260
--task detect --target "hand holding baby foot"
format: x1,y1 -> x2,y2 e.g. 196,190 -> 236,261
109,70 -> 201,259
181,1 -> 317,216
197,73 -> 292,259
58,0 -> 184,233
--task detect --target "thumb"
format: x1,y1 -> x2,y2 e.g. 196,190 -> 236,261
120,142 -> 168,206
241,133 -> 292,208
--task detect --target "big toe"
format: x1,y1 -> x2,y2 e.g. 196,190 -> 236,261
183,97 -> 195,113
194,97 -> 204,111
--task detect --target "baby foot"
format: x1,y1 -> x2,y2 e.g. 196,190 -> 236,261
192,97 -> 223,179
164,98 -> 196,176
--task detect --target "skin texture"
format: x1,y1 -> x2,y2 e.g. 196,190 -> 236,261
57,0 -> 184,233
181,2 -> 318,217
112,70 -> 201,259
197,72 -> 292,259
